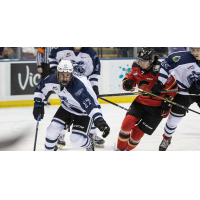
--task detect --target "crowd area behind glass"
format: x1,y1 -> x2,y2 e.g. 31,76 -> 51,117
0,47 -> 190,60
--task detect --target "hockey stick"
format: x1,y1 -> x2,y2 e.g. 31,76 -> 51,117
98,88 -> 189,98
98,97 -> 128,111
33,115 -> 40,151
134,88 -> 200,115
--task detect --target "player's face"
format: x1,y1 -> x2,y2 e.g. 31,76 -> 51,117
73,47 -> 82,52
58,72 -> 72,83
139,60 -> 151,69
191,48 -> 200,60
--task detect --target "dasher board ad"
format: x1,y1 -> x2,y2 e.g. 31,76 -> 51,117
11,63 -> 41,95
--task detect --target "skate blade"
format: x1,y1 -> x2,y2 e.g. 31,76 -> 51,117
94,143 -> 105,148
57,144 -> 65,150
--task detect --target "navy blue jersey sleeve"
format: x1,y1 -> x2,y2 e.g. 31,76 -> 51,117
79,89 -> 102,121
158,51 -> 195,84
34,74 -> 58,102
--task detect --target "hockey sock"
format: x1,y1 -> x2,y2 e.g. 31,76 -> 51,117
117,115 -> 139,150
45,137 -> 58,151
164,112 -> 184,137
126,126 -> 144,151
117,131 -> 130,150
163,134 -> 171,140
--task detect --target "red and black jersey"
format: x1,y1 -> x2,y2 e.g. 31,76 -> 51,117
123,61 -> 178,107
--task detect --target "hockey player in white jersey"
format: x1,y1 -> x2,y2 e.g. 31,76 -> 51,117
48,47 -> 104,149
151,47 -> 200,150
33,60 -> 110,151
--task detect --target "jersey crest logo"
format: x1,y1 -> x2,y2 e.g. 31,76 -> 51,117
187,71 -> 200,85
66,53 -> 71,57
173,56 -> 181,62
71,60 -> 86,76
59,95 -> 77,109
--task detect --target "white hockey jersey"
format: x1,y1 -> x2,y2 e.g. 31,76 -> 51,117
34,74 -> 102,122
158,51 -> 200,95
48,47 -> 101,87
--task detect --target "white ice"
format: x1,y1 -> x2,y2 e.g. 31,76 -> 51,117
0,103 -> 200,151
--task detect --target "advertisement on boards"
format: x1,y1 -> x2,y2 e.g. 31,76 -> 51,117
11,63 -> 41,95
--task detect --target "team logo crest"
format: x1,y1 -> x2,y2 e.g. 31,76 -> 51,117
59,96 -> 77,109
71,60 -> 86,76
187,71 -> 200,85
173,56 -> 181,62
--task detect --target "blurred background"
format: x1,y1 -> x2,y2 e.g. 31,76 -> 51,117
0,47 -> 190,60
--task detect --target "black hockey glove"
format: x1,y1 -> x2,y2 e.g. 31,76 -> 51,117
123,79 -> 134,91
33,102 -> 44,121
151,80 -> 165,95
94,117 -> 110,138
189,80 -> 200,94
49,66 -> 57,74
160,96 -> 173,118
92,85 -> 99,96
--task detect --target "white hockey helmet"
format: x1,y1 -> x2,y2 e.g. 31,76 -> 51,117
57,60 -> 74,87
57,60 -> 74,73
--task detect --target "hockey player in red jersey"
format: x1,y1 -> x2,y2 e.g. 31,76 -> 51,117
116,47 -> 178,151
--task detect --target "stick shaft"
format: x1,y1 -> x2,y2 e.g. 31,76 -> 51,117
136,88 -> 200,115
33,115 -> 40,151
98,88 -> 188,98
98,97 -> 128,111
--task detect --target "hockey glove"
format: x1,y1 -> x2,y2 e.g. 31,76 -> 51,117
94,117 -> 110,138
123,79 -> 134,91
92,85 -> 99,96
151,80 -> 165,95
49,66 -> 57,74
160,96 -> 173,118
189,80 -> 200,94
33,101 -> 44,121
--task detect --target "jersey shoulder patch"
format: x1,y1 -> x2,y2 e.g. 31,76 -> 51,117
168,51 -> 196,65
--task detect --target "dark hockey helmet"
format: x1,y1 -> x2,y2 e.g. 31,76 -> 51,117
138,47 -> 156,63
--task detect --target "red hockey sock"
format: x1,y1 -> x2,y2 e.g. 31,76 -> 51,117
117,115 -> 139,150
117,131 -> 130,150
126,126 -> 145,151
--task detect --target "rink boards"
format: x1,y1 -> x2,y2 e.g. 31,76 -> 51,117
0,58 -> 162,108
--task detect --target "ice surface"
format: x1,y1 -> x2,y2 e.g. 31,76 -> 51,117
0,103 -> 200,151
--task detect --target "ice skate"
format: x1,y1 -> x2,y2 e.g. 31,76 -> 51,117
86,134 -> 95,151
159,135 -> 172,151
112,143 -> 126,151
56,135 -> 66,150
90,133 -> 105,148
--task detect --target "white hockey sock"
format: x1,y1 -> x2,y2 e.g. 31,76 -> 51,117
164,112 -> 184,137
45,121 -> 65,151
